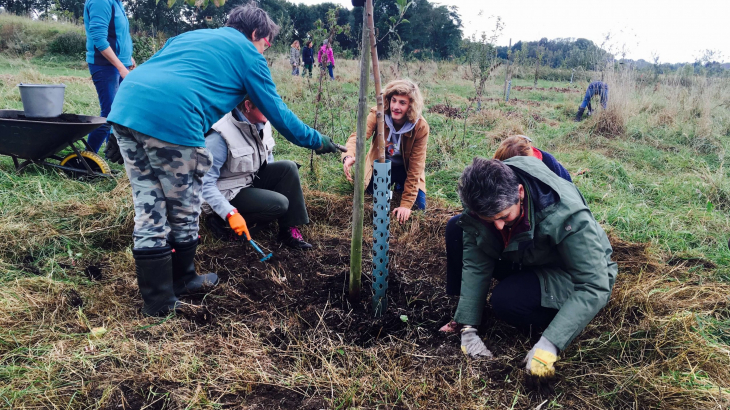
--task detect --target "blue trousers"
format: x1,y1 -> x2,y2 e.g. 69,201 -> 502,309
579,84 -> 609,112
321,63 -> 334,80
87,64 -> 124,153
366,162 -> 426,210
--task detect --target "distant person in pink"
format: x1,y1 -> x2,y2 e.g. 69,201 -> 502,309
318,39 -> 335,80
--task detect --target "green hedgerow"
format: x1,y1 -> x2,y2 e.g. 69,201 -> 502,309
47,31 -> 86,58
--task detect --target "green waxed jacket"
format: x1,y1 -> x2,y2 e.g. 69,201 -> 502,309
454,156 -> 618,350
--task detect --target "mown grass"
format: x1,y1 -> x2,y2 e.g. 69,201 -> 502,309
1,49 -> 729,409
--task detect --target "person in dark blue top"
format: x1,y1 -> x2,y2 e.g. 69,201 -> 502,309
301,40 -> 314,78
492,135 -> 571,182
575,81 -> 609,121
106,5 -> 343,317
440,134 -> 575,332
83,0 -> 134,153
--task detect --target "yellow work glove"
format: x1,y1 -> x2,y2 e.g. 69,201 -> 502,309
524,336 -> 559,377
226,209 -> 250,240
530,349 -> 558,377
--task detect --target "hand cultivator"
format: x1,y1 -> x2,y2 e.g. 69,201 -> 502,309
0,110 -> 111,178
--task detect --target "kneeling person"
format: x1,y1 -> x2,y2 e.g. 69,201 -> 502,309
202,96 -> 311,249
453,157 -> 617,377
342,79 -> 429,224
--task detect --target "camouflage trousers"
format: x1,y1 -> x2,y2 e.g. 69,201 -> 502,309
113,124 -> 213,249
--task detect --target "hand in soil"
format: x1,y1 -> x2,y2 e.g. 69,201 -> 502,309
523,336 -> 559,377
460,328 -> 494,358
438,320 -> 460,333
392,207 -> 412,224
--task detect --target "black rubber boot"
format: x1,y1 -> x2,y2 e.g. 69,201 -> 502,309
133,246 -> 179,316
574,107 -> 585,122
170,238 -> 219,296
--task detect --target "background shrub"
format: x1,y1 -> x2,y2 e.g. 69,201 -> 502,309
47,31 -> 86,57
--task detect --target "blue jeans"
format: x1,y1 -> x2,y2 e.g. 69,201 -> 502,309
321,63 -> 334,80
87,64 -> 125,153
366,163 -> 426,210
579,84 -> 609,112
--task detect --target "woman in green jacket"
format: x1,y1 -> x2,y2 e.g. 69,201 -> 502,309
449,157 -> 617,378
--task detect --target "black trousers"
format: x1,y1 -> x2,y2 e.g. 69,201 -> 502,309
445,214 -> 559,331
228,160 -> 309,230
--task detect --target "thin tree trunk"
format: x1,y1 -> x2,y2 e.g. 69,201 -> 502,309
366,0 -> 385,162
348,9 -> 371,304
503,38 -> 511,99
534,49 -> 540,89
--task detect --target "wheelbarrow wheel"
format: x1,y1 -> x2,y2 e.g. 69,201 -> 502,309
59,150 -> 111,177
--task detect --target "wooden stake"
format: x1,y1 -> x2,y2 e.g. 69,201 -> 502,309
348,6 -> 371,304
504,38 -> 511,99
366,0 -> 385,163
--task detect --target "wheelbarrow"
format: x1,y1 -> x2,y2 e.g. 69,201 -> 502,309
0,109 -> 112,177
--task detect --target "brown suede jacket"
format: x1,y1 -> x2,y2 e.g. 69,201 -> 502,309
342,107 -> 430,209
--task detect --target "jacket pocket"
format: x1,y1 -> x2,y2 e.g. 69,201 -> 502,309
228,145 -> 257,174
536,266 -> 573,310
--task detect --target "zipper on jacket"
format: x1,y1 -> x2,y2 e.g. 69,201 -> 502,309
252,124 -> 263,179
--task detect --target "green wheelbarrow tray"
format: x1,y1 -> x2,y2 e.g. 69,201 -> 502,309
0,110 -> 111,177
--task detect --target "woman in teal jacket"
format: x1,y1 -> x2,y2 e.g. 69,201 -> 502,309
83,0 -> 134,153
106,5 -> 342,317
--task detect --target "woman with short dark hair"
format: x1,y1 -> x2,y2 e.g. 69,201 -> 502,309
83,0 -> 134,153
106,5 -> 342,317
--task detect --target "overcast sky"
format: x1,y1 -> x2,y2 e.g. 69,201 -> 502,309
288,0 -> 729,64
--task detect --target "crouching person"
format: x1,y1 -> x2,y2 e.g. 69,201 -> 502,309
108,5 -> 341,316
342,79 -> 429,224
450,157 -> 617,378
443,135 -> 573,299
202,95 -> 312,249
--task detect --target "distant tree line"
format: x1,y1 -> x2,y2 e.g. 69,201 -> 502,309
1,0 -> 727,76
0,0 -> 464,60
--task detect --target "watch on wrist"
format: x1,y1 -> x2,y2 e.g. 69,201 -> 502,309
343,155 -> 353,164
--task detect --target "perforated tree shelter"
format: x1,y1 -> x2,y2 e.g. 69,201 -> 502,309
372,160 -> 391,317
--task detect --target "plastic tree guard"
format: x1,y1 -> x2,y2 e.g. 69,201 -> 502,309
372,160 -> 391,317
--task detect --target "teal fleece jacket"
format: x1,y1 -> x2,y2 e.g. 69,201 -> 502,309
108,27 -> 324,149
83,0 -> 133,66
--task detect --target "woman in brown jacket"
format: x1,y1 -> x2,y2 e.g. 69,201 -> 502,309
342,79 -> 429,223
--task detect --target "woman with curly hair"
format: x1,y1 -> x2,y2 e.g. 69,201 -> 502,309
289,40 -> 300,76
342,79 -> 429,224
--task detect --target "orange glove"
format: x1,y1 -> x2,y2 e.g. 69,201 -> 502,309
226,209 -> 250,240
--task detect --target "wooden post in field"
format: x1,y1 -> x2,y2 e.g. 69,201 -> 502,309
534,45 -> 541,89
366,0 -> 385,162
504,38 -> 512,101
348,5 -> 371,304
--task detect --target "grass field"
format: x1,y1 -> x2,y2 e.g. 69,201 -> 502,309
1,47 -> 730,409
